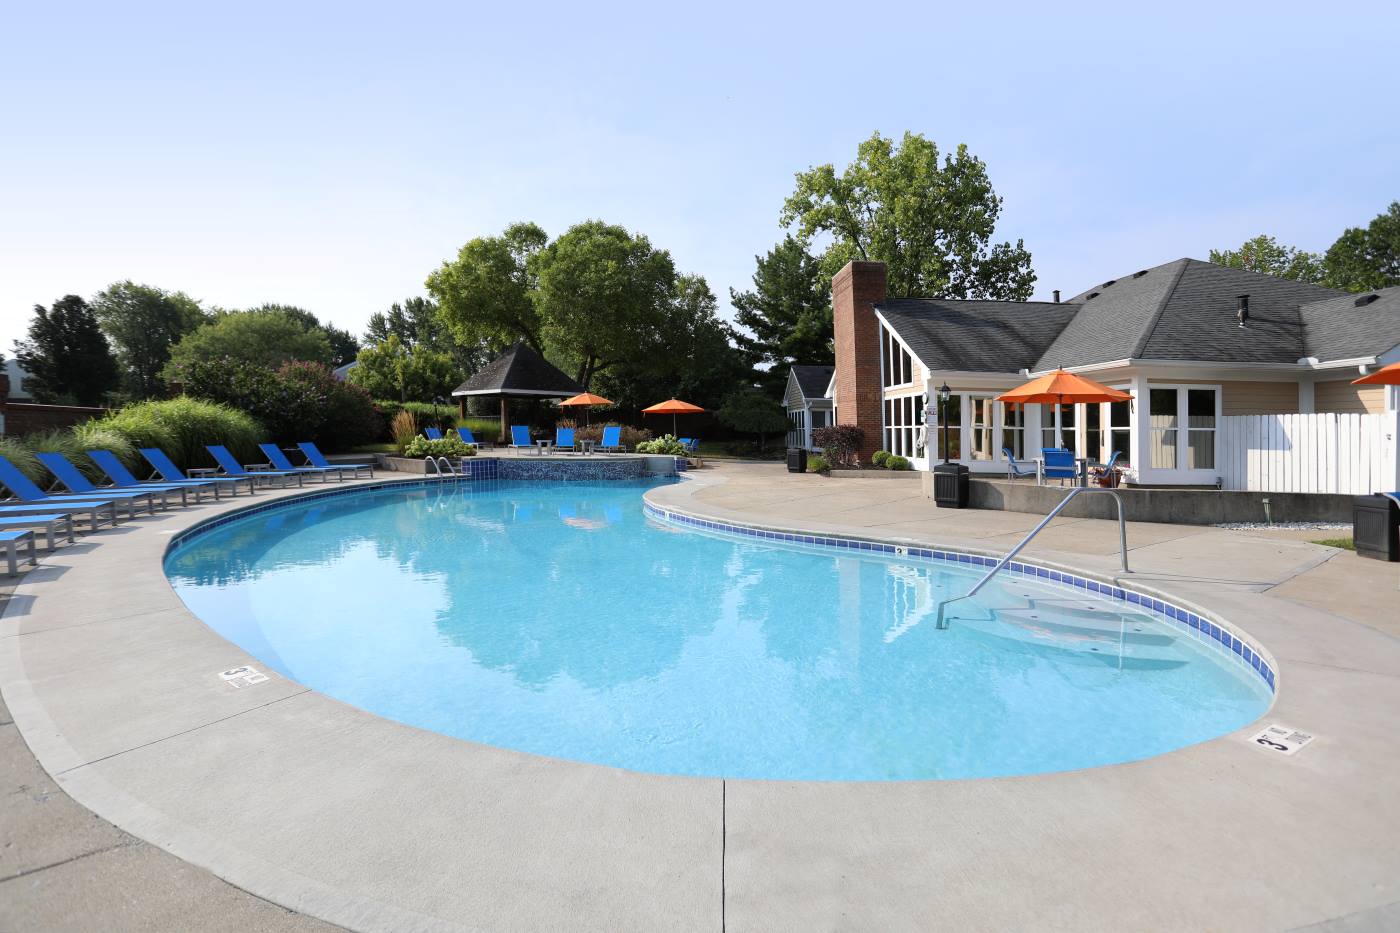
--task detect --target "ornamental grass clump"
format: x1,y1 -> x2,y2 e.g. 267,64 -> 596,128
0,436 -> 43,483
69,421 -> 140,472
104,398 -> 262,470
20,428 -> 104,482
391,410 -> 418,454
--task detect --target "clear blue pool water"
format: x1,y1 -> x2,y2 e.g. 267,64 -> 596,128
165,479 -> 1271,781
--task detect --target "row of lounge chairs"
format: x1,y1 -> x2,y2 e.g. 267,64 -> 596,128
0,441 -> 372,575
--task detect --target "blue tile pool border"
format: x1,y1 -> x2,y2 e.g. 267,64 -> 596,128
642,501 -> 1277,694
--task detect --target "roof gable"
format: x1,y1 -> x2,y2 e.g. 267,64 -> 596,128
790,364 -> 835,398
877,299 -> 1079,373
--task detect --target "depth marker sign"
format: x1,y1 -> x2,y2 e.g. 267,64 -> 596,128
1250,724 -> 1314,756
219,665 -> 269,689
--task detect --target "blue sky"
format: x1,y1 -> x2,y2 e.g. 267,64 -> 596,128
3,1 -> 1396,354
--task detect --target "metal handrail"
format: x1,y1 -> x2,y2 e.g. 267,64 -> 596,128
424,456 -> 458,477
935,488 -> 1129,629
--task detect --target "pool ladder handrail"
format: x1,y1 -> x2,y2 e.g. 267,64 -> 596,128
935,487 -> 1129,629
424,456 -> 459,477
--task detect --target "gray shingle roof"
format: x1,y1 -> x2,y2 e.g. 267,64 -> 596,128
1299,286 -> 1400,361
790,364 -> 834,398
876,299 -> 1079,373
451,341 -> 583,397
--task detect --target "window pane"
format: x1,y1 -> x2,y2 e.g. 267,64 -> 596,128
1149,388 -> 1178,426
1188,430 -> 1214,469
1110,429 -> 1131,464
1187,389 -> 1215,429
1151,430 -> 1177,468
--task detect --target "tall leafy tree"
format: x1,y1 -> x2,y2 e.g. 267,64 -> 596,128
365,296 -> 484,375
731,235 -> 833,380
426,222 -> 549,355
533,220 -> 677,389
1323,201 -> 1400,292
782,132 -> 1036,300
717,388 -> 789,452
13,295 -> 120,405
91,281 -> 207,398
348,335 -> 457,402
250,304 -> 359,367
165,308 -> 332,375
1208,235 -> 1324,283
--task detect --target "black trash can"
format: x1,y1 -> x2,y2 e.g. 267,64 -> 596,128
787,447 -> 808,474
933,462 -> 970,508
1353,495 -> 1399,562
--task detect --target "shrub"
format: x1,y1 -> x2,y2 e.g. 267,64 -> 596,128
20,428 -> 105,482
378,400 -> 459,436
390,410 -> 418,454
457,416 -> 503,441
0,436 -> 44,484
636,434 -> 689,456
403,436 -> 476,458
278,361 -> 382,450
574,423 -> 651,448
812,424 -> 864,467
69,421 -> 140,472
871,450 -> 890,467
806,454 -> 830,475
886,455 -> 912,471
104,397 -> 262,470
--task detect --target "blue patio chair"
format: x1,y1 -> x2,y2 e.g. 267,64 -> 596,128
258,443 -> 345,482
1090,450 -> 1124,488
88,450 -> 223,500
424,427 -> 444,440
141,448 -> 256,496
0,453 -> 132,523
555,427 -> 576,452
510,425 -> 533,450
598,425 -> 625,453
298,442 -> 374,479
206,445 -> 305,488
35,452 -> 176,511
1041,447 -> 1078,486
0,529 -> 37,576
1002,447 -> 1036,481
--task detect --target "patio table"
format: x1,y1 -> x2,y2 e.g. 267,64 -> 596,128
534,440 -> 554,456
579,440 -> 596,455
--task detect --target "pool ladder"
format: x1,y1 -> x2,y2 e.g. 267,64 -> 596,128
935,487 -> 1129,630
424,456 -> 460,477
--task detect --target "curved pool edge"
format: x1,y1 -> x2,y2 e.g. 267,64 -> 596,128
5,468 -> 1400,931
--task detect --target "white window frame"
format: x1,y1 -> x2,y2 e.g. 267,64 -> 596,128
1142,383 -> 1222,480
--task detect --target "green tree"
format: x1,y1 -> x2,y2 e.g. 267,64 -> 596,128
13,295 -> 120,405
1323,202 -> 1400,292
426,222 -> 549,355
717,387 -> 789,452
731,235 -> 833,387
348,335 -> 457,402
1208,235 -> 1324,283
250,304 -> 359,367
533,220 -> 678,389
366,296 -> 484,375
92,281 -> 207,399
782,131 -> 1035,300
165,308 -> 332,376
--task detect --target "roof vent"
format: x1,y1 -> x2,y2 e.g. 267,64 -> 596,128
1101,279 -> 1117,288
1237,295 -> 1250,328
1355,293 -> 1380,307
1132,269 -> 1149,278
1053,289 -> 1060,303
1085,291 -> 1100,301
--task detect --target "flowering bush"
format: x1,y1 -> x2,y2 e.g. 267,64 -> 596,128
403,436 -> 476,458
812,424 -> 864,467
635,434 -> 689,456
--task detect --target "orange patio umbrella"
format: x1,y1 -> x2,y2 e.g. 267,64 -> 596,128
997,369 -> 1132,407
1352,362 -> 1400,386
642,398 -> 705,436
558,392 -> 614,426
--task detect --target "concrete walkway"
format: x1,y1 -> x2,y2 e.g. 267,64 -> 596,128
2,463 -> 1398,931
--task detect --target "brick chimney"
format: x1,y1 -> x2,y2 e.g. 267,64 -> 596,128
832,260 -> 887,463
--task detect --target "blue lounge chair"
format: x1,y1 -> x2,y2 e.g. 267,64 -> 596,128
1090,450 -> 1124,488
88,450 -> 223,500
141,448 -> 256,496
0,513 -> 74,550
298,442 -> 374,479
555,427 -> 575,452
0,454 -> 133,522
455,427 -> 493,449
0,503 -> 113,533
598,426 -> 625,453
1041,447 -> 1078,486
206,445 -> 305,487
1003,447 -> 1036,481
424,427 -> 444,440
510,425 -> 533,450
36,452 -> 180,510
0,529 -> 37,576
258,444 -> 344,482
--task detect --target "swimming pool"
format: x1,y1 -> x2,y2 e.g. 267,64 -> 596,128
165,479 -> 1272,781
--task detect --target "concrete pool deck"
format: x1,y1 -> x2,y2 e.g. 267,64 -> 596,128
2,463 -> 1399,931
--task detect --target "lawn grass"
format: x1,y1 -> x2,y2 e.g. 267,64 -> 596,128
1310,537 -> 1355,550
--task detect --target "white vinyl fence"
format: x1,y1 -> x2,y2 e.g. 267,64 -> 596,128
1218,412 -> 1400,495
